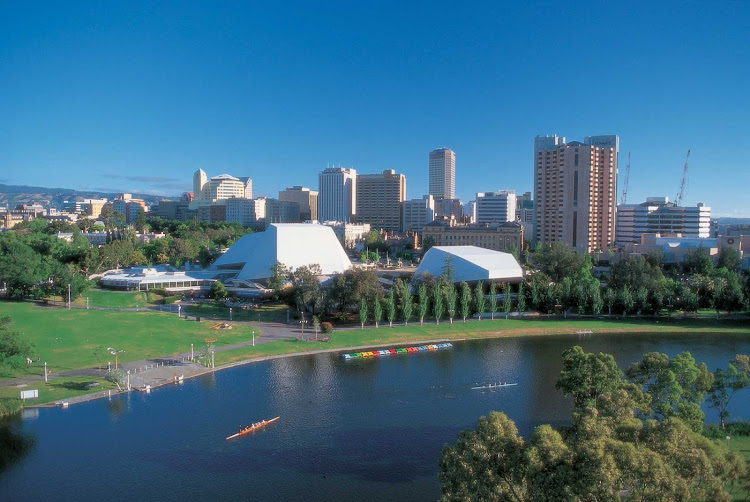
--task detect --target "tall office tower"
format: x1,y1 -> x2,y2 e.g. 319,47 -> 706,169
193,169 -> 208,200
402,195 -> 436,233
279,186 -> 319,221
533,134 -> 618,253
429,148 -> 456,199
616,197 -> 711,246
318,167 -> 357,223
475,190 -> 517,224
356,169 -> 406,233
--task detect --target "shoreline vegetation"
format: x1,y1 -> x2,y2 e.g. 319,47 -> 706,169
1,300 -> 748,413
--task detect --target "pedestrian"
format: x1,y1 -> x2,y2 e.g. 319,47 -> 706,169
37,355 -> 41,363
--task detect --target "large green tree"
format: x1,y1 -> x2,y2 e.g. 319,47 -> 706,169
0,316 -> 34,370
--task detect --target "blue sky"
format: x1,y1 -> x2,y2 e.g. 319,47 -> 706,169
1,1 -> 748,216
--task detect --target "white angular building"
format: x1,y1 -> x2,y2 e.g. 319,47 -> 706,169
414,246 -> 523,283
210,223 -> 352,281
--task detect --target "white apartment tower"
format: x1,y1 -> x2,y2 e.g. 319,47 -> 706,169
475,190 -> 517,224
318,167 -> 357,223
533,134 -> 618,253
429,148 -> 456,199
192,170 -> 252,201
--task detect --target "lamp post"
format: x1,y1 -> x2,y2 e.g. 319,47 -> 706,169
136,299 -> 139,312
229,307 -> 232,321
126,370 -> 130,390
107,347 -> 124,370
177,304 -> 181,317
252,329 -> 255,347
44,362 -> 48,382
299,316 -> 307,340
191,343 -> 194,361
67,284 -> 71,309
86,297 -> 89,310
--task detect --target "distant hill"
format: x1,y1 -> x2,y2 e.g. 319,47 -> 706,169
0,183 -> 174,209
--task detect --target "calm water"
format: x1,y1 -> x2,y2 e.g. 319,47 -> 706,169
1,332 -> 749,501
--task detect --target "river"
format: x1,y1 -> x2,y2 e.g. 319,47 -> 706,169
1,331 -> 749,501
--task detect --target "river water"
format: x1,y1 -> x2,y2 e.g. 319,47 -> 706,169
1,332 -> 749,501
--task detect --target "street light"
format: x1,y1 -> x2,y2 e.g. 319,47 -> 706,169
252,329 -> 255,347
229,307 -> 232,321
191,343 -> 194,360
107,347 -> 124,370
67,284 -> 71,309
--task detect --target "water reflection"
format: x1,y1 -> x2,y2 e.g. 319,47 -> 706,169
0,414 -> 36,473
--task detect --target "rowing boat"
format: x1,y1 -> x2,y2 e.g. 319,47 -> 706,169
471,383 -> 518,390
226,416 -> 280,440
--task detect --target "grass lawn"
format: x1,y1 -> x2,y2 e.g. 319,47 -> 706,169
0,376 -> 119,406
71,288 -> 163,308
186,301 -> 288,322
0,302 -> 262,380
213,315 -> 750,367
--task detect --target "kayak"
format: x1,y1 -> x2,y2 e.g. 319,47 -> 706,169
226,416 -> 280,440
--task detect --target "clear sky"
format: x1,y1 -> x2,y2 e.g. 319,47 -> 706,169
2,1 -> 748,216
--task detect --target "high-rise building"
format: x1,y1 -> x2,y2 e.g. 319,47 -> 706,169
193,169 -> 208,199
429,148 -> 456,199
192,170 -> 252,201
475,191 -> 517,224
402,195 -> 435,233
112,193 -> 147,224
616,197 -> 711,246
355,169 -> 406,233
279,186 -> 318,221
534,134 -> 618,253
318,167 -> 357,223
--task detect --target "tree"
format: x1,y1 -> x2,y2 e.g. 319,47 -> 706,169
312,315 -> 321,339
373,296 -> 382,328
445,284 -> 457,324
532,241 -> 589,283
488,282 -> 498,320
267,261 -> 291,300
626,351 -> 713,432
516,282 -> 526,316
400,283 -> 413,326
440,255 -> 455,284
604,288 -> 616,316
209,281 -> 228,300
440,346 -> 749,502
634,286 -> 649,316
556,346 -> 623,410
92,345 -> 106,370
618,286 -> 634,315
359,298 -> 367,329
708,360 -> 750,428
433,285 -> 444,324
502,282 -> 512,319
439,411 -> 527,502
421,235 -> 436,253
0,317 -> 34,369
385,292 -> 396,328
459,281 -> 471,322
104,369 -> 125,390
291,264 -> 322,314
474,281 -> 485,320
417,283 -> 429,325
682,247 -> 714,276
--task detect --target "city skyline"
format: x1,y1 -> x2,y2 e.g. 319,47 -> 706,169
2,2 -> 749,216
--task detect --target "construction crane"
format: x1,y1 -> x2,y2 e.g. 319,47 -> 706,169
675,149 -> 691,206
620,152 -> 631,205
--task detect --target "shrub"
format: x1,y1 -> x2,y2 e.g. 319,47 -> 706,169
321,322 -> 333,334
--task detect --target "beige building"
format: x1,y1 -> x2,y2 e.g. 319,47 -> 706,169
85,198 -> 108,218
193,170 -> 252,201
429,148 -> 456,199
534,135 -> 618,253
279,186 -> 318,221
356,169 -> 406,233
422,221 -> 524,253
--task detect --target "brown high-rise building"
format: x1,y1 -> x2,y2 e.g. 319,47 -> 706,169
279,186 -> 318,221
356,169 -> 406,233
533,135 -> 618,253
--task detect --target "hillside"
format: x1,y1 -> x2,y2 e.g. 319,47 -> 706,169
0,183 -> 173,210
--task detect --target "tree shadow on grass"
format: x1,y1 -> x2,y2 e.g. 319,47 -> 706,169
58,381 -> 99,391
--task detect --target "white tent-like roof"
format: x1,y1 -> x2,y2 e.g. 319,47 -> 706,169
414,246 -> 523,283
211,223 -> 352,281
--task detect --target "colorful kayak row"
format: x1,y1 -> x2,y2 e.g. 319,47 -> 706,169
342,342 -> 453,360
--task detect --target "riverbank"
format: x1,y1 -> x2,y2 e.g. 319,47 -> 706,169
3,314 -> 748,413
